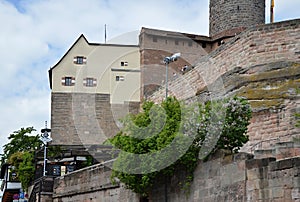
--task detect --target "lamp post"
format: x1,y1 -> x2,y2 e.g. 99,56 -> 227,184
163,53 -> 181,99
40,121 -> 52,177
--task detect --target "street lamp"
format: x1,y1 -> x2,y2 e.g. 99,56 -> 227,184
163,53 -> 181,99
40,121 -> 52,177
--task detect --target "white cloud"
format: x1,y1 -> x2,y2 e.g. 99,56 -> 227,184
0,0 -> 299,154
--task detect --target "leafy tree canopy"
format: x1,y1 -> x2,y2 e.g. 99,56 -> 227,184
1,127 -> 42,163
1,127 -> 42,190
109,96 -> 252,196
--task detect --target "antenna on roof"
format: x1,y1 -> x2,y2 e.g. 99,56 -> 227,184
104,24 -> 107,43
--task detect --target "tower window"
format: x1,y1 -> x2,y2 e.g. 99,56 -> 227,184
175,40 -> 179,45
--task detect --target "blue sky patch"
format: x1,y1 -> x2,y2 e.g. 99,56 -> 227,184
6,0 -> 27,13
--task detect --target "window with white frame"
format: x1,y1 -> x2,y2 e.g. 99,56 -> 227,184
73,56 -> 87,64
116,76 -> 125,81
121,61 -> 128,67
84,78 -> 97,87
62,77 -> 75,86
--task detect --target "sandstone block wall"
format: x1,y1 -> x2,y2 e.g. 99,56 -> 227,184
51,93 -> 139,146
139,28 -> 209,98
149,19 -> 300,152
245,98 -> 300,152
52,150 -> 300,202
209,0 -> 265,37
52,163 -> 139,202
150,19 -> 300,102
149,152 -> 300,202
246,157 -> 300,202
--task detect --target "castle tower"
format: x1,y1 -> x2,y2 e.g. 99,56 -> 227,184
209,0 -> 265,37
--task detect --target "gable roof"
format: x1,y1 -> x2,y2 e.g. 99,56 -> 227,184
48,34 -> 139,89
48,34 -> 88,89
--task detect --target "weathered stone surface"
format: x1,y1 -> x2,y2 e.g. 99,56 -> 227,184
209,0 -> 265,37
149,19 -> 300,154
51,93 -> 139,146
52,163 -> 139,202
52,149 -> 300,202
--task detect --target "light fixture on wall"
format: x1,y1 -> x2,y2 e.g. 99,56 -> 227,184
163,53 -> 181,99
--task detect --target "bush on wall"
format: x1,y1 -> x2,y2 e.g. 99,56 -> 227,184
109,96 -> 252,196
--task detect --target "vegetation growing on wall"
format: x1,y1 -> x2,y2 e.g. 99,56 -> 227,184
109,96 -> 252,196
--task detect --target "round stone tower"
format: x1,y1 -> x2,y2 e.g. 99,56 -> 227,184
209,0 -> 265,37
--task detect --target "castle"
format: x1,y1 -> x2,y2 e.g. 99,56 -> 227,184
36,0 -> 300,201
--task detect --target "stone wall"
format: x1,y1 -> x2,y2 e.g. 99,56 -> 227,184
149,150 -> 300,202
149,19 -> 300,102
149,19 -> 300,152
139,27 -> 210,98
52,148 -> 300,202
51,92 -> 139,145
52,163 -> 139,202
245,98 -> 300,152
209,0 -> 265,37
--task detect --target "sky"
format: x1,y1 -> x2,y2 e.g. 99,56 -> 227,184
0,0 -> 299,154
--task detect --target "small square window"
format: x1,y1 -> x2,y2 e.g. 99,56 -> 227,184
77,57 -> 83,64
121,61 -> 128,66
153,36 -> 157,42
74,56 -> 86,64
85,78 -> 96,87
86,78 -> 93,86
116,76 -> 124,81
65,77 -> 72,86
62,77 -> 74,86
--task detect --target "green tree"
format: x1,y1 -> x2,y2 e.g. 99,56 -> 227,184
109,96 -> 251,196
1,127 -> 41,163
197,97 -> 252,155
1,127 -> 42,190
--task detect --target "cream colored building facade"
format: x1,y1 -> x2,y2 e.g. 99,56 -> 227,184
49,34 -> 140,104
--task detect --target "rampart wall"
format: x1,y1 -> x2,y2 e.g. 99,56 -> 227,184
149,19 -> 300,102
149,19 -> 300,152
52,147 -> 300,202
52,163 -> 138,202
